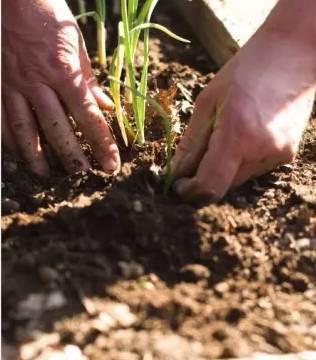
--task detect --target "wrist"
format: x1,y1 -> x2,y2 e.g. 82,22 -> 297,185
263,0 -> 316,50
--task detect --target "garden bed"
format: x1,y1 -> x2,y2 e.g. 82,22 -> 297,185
2,3 -> 316,360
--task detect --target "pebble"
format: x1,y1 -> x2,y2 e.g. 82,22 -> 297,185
153,334 -> 202,360
264,189 -> 275,199
118,261 -> 144,279
38,266 -> 59,283
17,291 -> 67,319
214,282 -> 229,293
92,312 -> 116,332
45,291 -> 67,310
296,238 -> 311,249
2,198 -> 20,213
133,200 -> 143,213
180,263 -> 210,282
103,302 -> 137,327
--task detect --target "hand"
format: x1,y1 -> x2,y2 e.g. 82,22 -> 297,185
2,0 -> 120,175
171,12 -> 316,201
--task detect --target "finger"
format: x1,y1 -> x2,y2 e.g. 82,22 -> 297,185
30,84 -> 90,173
231,157 -> 284,188
171,86 -> 217,180
57,71 -> 120,174
79,44 -> 114,111
174,127 -> 242,202
3,90 -> 49,175
90,84 -> 114,111
1,105 -> 18,155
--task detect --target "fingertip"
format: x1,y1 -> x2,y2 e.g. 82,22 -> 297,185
173,177 -> 197,201
173,178 -> 187,196
173,177 -> 221,203
98,142 -> 121,174
30,162 -> 50,177
91,86 -> 114,111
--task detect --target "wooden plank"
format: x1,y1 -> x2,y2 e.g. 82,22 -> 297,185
172,0 -> 277,67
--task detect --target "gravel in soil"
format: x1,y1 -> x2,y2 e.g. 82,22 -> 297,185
2,4 -> 316,360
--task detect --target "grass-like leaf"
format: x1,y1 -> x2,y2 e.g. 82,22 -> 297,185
131,23 -> 190,43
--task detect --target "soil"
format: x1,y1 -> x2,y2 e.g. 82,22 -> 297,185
2,3 -> 316,360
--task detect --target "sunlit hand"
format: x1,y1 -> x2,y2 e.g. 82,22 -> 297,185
171,1 -> 316,201
2,0 -> 120,175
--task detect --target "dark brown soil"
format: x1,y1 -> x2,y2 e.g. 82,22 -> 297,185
2,4 -> 316,360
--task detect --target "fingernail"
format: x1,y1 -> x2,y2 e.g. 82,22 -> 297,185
105,158 -> 120,174
105,100 -> 114,111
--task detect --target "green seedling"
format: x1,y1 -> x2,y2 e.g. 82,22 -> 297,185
109,0 -> 190,146
76,0 -> 107,68
109,76 -> 172,192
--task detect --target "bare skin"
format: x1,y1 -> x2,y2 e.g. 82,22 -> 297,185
2,0 -> 120,175
171,0 -> 316,201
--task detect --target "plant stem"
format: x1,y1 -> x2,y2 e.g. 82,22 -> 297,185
97,21 -> 107,68
121,0 -> 145,144
78,0 -> 87,24
95,0 -> 107,68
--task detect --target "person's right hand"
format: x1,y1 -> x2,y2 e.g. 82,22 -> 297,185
2,0 -> 120,175
171,2 -> 316,201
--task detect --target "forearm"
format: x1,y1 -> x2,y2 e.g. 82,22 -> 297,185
263,0 -> 316,51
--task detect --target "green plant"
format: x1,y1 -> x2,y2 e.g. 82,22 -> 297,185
77,0 -> 191,189
109,0 -> 190,146
76,0 -> 107,68
109,76 -> 173,192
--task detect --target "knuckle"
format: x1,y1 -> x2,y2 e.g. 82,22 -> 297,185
54,59 -> 80,85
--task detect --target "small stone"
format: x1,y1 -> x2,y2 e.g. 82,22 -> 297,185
118,261 -> 144,279
138,277 -> 155,290
180,264 -> 210,282
64,344 -> 86,359
18,293 -> 45,319
296,238 -> 311,249
153,334 -> 200,360
45,291 -> 67,310
214,282 -> 229,293
133,200 -> 143,213
264,189 -> 275,199
104,302 -> 137,327
38,266 -> 59,283
92,312 -> 116,332
2,198 -> 20,213
74,178 -> 82,187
